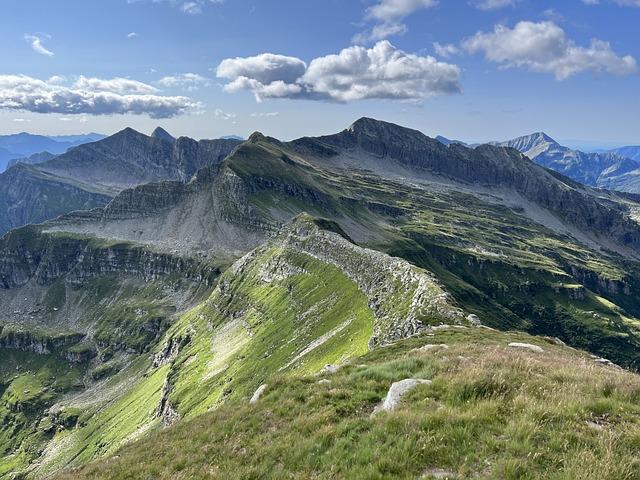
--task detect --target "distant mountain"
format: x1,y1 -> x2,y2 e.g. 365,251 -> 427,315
0,129 -> 241,235
498,132 -> 640,192
37,127 -> 242,192
609,146 -> 640,162
6,151 -> 56,169
435,135 -> 469,147
0,132 -> 106,172
221,135 -> 245,141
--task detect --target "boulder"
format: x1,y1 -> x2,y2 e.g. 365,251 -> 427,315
373,378 -> 431,414
508,342 -> 544,353
249,384 -> 268,404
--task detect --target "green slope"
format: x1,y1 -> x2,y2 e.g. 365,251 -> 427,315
60,327 -> 640,480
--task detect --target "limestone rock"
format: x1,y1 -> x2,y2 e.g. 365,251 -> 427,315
508,342 -> 544,353
250,384 -> 268,404
373,378 -> 432,414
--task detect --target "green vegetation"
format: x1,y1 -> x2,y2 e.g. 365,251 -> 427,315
0,350 -> 86,478
61,328 -> 640,480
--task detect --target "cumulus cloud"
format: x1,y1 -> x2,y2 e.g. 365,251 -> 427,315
157,73 -> 210,91
214,108 -> 236,120
354,0 -> 438,43
127,32 -> 138,39
24,34 -> 54,56
433,42 -> 460,58
470,0 -> 519,10
217,40 -> 461,103
462,21 -> 637,80
74,76 -> 159,94
0,75 -> 200,118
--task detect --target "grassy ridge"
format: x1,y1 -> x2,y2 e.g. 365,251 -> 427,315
61,327 -> 640,480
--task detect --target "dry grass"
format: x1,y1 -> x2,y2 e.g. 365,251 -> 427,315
59,328 -> 640,480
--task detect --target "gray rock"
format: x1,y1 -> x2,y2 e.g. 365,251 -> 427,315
466,314 -> 481,326
421,468 -> 458,479
415,344 -> 449,352
320,364 -> 340,374
249,384 -> 268,404
594,357 -> 615,366
373,378 -> 432,414
508,342 -> 544,353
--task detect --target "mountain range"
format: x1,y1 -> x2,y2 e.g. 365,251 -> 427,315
0,133 -> 105,172
0,129 -> 241,236
0,118 -> 639,478
490,133 -> 640,193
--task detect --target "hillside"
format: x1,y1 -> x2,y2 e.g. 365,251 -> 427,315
62,327 -> 640,480
0,118 -> 639,478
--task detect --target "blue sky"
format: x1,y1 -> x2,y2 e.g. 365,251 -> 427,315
0,0 -> 638,146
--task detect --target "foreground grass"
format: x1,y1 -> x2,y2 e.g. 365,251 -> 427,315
59,327 -> 640,480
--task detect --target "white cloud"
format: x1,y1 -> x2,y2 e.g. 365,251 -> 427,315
462,21 -> 637,80
218,54 -> 307,86
470,0 -> 519,10
250,112 -> 279,117
0,74 -> 201,118
355,0 -> 438,43
24,34 -> 54,56
127,32 -> 138,39
128,0 -> 225,14
157,73 -> 210,91
214,108 -> 236,120
583,0 -> 640,5
433,42 -> 460,58
366,0 -> 439,21
74,76 -> 158,94
217,40 -> 461,103
13,118 -> 30,123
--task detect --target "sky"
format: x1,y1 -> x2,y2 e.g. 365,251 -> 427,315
0,0 -> 639,146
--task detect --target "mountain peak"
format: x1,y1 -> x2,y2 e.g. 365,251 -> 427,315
151,127 -> 176,143
530,132 -> 558,144
346,117 -> 427,142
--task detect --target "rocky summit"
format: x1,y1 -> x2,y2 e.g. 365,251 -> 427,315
0,118 -> 639,479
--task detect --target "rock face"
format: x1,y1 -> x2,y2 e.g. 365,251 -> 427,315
151,127 -> 176,143
0,225 -> 220,289
292,118 -> 640,250
0,164 -> 111,236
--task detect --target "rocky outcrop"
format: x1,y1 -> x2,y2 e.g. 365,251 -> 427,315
156,377 -> 180,426
0,324 -> 90,361
278,215 -> 466,345
227,215 -> 467,346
